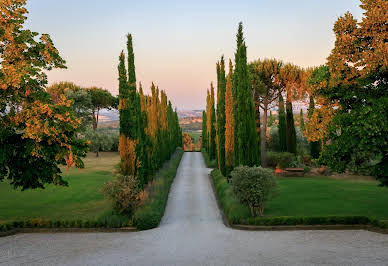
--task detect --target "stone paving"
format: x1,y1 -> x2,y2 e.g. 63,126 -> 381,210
1,152 -> 388,265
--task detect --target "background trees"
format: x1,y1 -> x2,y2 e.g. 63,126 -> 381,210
0,0 -> 88,190
249,59 -> 282,166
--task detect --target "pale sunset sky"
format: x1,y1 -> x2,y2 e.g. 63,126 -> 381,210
25,0 -> 363,110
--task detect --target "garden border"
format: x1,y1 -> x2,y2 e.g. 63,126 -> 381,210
204,152 -> 388,235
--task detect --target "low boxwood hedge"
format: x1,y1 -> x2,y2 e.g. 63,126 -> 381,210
0,217 -> 131,233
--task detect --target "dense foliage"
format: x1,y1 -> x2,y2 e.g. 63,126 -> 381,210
102,175 -> 141,215
315,0 -> 388,186
0,0 -> 88,190
231,166 -> 277,216
117,35 -> 181,186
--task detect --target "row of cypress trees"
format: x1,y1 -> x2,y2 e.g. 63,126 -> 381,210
203,23 -> 259,176
118,34 -> 181,187
277,94 -> 297,154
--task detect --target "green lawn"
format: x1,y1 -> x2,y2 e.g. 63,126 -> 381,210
0,152 -> 119,223
265,177 -> 388,219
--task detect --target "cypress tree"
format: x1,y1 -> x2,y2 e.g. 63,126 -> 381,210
299,108 -> 305,132
308,96 -> 321,158
233,22 -> 258,167
225,60 -> 234,175
278,94 -> 287,152
286,99 -> 297,154
216,56 -> 226,175
118,34 -> 141,177
202,110 -> 207,150
206,89 -> 211,153
210,83 -> 217,160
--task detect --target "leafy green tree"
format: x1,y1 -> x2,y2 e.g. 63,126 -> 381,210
286,100 -> 297,153
319,0 -> 388,186
0,0 -> 88,190
278,94 -> 287,152
47,82 -> 93,130
233,22 -> 259,167
216,56 -> 226,175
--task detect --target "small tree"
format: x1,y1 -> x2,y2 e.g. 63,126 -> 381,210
88,87 -> 116,131
231,166 -> 277,217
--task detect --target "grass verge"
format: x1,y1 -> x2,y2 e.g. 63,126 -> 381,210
201,149 -> 217,168
133,148 -> 184,230
209,168 -> 388,232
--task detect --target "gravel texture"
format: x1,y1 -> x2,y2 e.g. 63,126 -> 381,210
1,152 -> 388,265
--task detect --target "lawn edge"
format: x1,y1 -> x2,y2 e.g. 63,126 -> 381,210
203,151 -> 388,235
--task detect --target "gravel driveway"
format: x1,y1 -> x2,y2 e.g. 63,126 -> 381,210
1,152 -> 388,265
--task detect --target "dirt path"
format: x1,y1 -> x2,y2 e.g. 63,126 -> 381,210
1,152 -> 388,265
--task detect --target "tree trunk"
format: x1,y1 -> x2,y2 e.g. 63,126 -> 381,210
261,101 -> 268,167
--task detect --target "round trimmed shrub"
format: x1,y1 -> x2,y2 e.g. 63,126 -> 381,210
231,166 -> 277,217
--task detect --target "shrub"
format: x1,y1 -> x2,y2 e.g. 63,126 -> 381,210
102,175 -> 141,215
210,169 -> 250,223
266,152 -> 295,168
231,166 -> 277,217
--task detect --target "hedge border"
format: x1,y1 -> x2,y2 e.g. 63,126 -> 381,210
133,148 -> 184,230
0,219 -> 137,238
208,163 -> 388,235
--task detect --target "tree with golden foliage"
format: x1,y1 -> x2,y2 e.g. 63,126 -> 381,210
225,60 -> 234,175
0,0 -> 88,190
319,0 -> 388,186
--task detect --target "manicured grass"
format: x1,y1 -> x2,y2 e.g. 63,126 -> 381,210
0,152 -> 119,223
211,169 -> 388,225
265,177 -> 388,219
